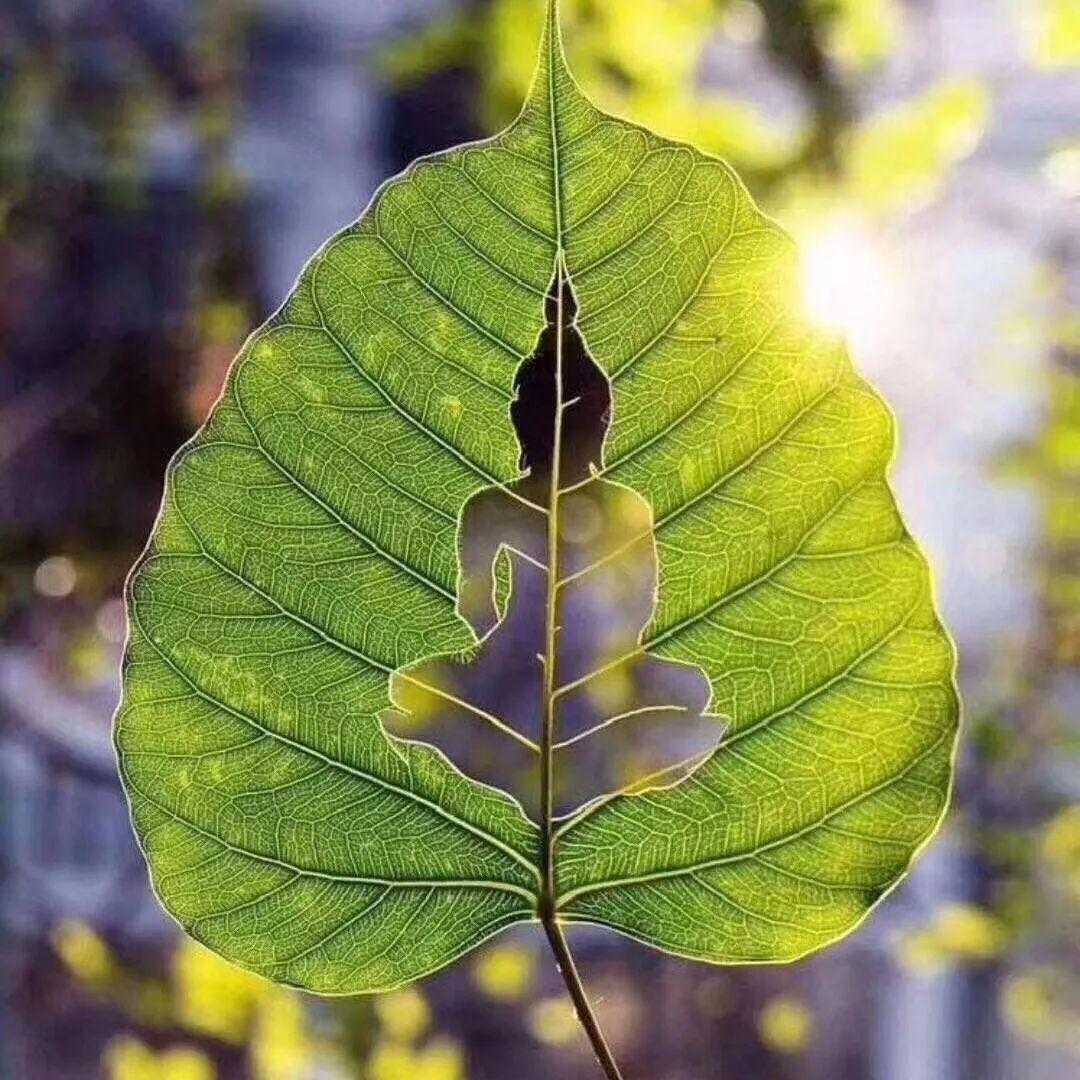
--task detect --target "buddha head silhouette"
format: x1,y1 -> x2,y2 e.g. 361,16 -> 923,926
509,276 -> 612,482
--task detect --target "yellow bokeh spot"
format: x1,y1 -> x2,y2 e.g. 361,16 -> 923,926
173,939 -> 269,1044
1041,804 -> 1080,900
202,300 -> 248,345
758,995 -> 814,1054
587,662 -> 633,715
104,1037 -> 154,1080
891,927 -> 948,977
251,989 -> 310,1080
1023,0 -> 1080,69
933,903 -> 1006,961
892,902 -> 1006,975
104,1038 -> 216,1080
1000,971 -> 1064,1044
417,1039 -> 466,1080
527,997 -> 580,1047
53,920 -> 113,984
369,1037 -> 464,1080
370,1042 -> 413,1080
374,987 -> 432,1044
818,0 -> 902,70
472,943 -> 536,1002
161,1048 -> 216,1080
67,629 -> 113,683
1042,804 -> 1080,864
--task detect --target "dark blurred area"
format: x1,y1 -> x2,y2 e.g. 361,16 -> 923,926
1,1 -> 1079,1078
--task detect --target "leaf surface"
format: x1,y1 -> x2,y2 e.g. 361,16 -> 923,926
116,4 -> 958,990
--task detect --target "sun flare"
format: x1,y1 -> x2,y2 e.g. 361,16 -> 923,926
801,216 -> 893,353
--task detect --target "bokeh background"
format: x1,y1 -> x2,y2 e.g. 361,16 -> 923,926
2,0 -> 1079,1077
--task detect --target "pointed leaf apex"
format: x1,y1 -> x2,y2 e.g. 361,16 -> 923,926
545,0 -> 566,65
526,0 -> 570,111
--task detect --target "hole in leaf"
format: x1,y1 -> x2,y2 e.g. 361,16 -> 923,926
383,271 -> 724,818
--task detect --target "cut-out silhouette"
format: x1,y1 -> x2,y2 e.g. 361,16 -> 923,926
383,272 -> 722,817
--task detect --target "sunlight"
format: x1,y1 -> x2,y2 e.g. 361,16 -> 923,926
801,216 -> 893,353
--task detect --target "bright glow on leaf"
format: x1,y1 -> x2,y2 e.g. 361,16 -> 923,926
801,217 -> 893,352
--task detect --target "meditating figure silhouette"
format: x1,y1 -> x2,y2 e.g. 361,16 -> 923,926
383,275 -> 721,817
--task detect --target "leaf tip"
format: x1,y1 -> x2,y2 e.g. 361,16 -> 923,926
529,0 -> 569,93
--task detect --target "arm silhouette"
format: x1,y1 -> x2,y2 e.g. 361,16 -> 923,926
456,492 -> 502,640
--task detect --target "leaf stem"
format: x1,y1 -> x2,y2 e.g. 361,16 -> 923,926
541,913 -> 625,1080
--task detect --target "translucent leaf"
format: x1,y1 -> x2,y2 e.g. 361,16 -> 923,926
116,2 -> 959,994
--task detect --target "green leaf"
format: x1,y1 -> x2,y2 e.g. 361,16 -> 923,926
116,2 -> 958,994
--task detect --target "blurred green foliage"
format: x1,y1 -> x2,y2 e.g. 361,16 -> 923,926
376,0 -> 988,221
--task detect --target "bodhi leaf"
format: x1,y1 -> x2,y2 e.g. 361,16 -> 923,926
115,2 -> 959,995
